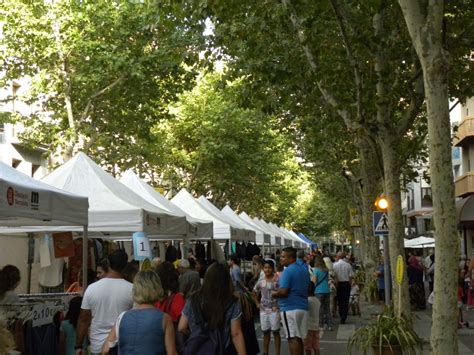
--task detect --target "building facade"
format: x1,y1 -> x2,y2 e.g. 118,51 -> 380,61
0,78 -> 49,178
454,97 -> 474,256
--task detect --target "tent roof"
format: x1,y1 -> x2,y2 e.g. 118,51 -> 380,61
256,219 -> 288,245
197,196 -> 255,242
171,189 -> 253,241
269,223 -> 294,246
287,229 -> 310,248
239,212 -> 271,239
119,171 -> 213,239
221,206 -> 263,244
0,161 -> 88,227
298,233 -> 316,246
404,236 -> 435,248
248,217 -> 279,245
39,152 -> 187,236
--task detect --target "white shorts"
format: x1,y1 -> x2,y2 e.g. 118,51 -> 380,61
260,310 -> 281,332
281,310 -> 308,339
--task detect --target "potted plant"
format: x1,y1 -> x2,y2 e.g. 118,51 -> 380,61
363,278 -> 379,303
348,307 -> 422,355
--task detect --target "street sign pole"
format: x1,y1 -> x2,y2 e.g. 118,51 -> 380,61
396,255 -> 404,317
373,211 -> 391,306
383,235 -> 391,306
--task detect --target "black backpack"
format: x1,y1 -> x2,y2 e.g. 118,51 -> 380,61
183,300 -> 232,355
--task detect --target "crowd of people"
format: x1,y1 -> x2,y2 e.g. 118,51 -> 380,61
1,247 -> 367,355
10,245 -> 472,354
63,247 -> 365,355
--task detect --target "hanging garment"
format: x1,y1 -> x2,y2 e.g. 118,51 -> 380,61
195,241 -> 206,260
206,241 -> 212,260
165,245 -> 178,263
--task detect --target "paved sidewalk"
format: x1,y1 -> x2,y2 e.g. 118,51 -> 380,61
257,301 -> 474,354
337,301 -> 474,354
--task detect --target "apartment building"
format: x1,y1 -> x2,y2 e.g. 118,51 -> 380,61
0,78 -> 49,178
453,97 -> 474,255
402,169 -> 434,238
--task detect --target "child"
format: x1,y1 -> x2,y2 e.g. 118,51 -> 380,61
304,282 -> 321,355
349,279 -> 361,316
59,296 -> 88,355
253,259 -> 281,355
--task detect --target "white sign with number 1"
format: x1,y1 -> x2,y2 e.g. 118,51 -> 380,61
133,232 -> 151,261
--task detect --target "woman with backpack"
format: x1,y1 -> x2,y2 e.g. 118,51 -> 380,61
178,262 -> 246,355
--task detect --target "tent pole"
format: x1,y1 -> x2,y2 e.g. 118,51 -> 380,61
27,233 -> 34,294
82,226 -> 88,292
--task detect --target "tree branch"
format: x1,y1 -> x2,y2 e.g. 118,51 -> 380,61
397,61 -> 425,136
329,0 -> 364,124
80,75 -> 125,123
281,0 -> 357,131
398,0 -> 425,44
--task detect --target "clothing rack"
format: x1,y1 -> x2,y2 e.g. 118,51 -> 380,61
18,292 -> 78,299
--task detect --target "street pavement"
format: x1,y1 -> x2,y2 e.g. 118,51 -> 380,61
256,300 -> 474,354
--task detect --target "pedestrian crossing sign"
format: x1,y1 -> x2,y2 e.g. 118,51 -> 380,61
373,211 -> 389,236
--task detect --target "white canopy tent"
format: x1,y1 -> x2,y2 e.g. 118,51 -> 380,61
404,236 -> 435,248
0,162 -> 88,227
257,219 -> 287,246
287,229 -> 310,249
250,217 -> 279,246
0,161 -> 89,290
238,212 -> 272,245
171,189 -> 254,243
17,153 -> 188,238
277,226 -> 299,247
221,206 -> 267,247
119,171 -> 213,240
269,222 -> 294,246
196,196 -> 256,243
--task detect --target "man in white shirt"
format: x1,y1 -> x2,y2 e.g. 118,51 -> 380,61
75,250 -> 133,355
333,252 -> 354,324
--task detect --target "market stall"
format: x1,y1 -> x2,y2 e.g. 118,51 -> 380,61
120,170 -> 213,240
171,189 -> 255,257
0,161 -> 89,353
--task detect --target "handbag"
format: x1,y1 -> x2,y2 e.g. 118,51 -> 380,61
315,272 -> 328,288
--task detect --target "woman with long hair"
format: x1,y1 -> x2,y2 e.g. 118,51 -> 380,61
178,262 -> 246,355
312,256 -> 333,330
155,262 -> 185,322
0,265 -> 21,304
155,262 -> 186,353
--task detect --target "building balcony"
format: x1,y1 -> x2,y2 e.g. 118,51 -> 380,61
454,117 -> 474,147
455,172 -> 474,198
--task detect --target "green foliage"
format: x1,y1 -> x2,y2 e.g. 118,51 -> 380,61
0,0 -> 204,162
154,71 -> 302,225
348,307 -> 422,355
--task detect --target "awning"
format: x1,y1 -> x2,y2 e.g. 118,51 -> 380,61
457,195 -> 474,226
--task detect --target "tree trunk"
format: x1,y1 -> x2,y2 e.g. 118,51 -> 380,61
424,63 -> 459,355
398,1 -> 459,352
357,138 -> 381,278
379,136 -> 410,314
